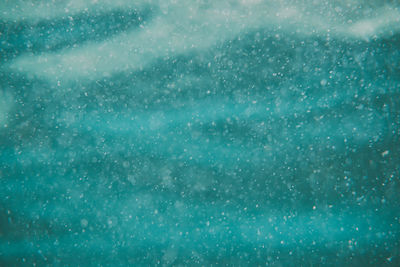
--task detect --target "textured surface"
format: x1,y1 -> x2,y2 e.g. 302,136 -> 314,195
1,0 -> 400,266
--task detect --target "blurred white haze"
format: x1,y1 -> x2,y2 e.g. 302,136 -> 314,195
3,0 -> 400,82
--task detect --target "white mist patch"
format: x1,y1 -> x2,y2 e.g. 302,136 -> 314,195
349,20 -> 376,38
348,7 -> 400,40
6,0 -> 400,83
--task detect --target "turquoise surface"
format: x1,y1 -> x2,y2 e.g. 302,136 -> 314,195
1,1 -> 399,265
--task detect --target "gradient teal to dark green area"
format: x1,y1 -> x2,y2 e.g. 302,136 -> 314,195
0,1 -> 400,266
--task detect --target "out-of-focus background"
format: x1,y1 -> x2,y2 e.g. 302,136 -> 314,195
1,0 -> 399,265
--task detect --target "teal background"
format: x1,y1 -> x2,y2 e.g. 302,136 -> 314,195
1,1 -> 400,265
